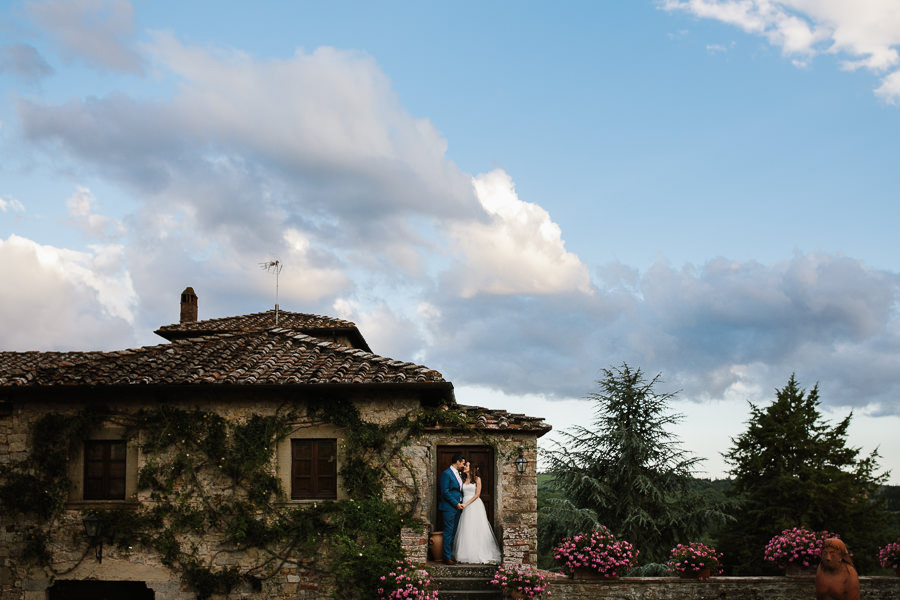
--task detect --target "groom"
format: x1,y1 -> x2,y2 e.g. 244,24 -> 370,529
439,453 -> 466,565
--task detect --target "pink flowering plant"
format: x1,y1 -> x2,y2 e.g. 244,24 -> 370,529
553,525 -> 639,577
376,559 -> 439,600
667,542 -> 723,579
489,563 -> 550,598
763,527 -> 836,569
877,538 -> 900,570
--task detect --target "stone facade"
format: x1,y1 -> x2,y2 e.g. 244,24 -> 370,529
0,394 -> 547,599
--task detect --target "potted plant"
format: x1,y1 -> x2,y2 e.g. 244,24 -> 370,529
377,559 -> 439,600
764,527 -> 837,576
667,542 -> 723,580
553,525 -> 638,579
489,563 -> 550,599
877,538 -> 900,575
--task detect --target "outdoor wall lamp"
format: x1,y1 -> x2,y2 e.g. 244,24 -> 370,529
82,513 -> 104,563
514,448 -> 528,474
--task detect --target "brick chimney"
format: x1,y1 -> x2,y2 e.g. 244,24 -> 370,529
180,287 -> 198,323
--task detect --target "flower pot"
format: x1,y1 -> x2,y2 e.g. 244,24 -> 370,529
678,566 -> 711,580
571,567 -> 617,580
506,591 -> 544,600
428,531 -> 443,562
785,564 -> 816,577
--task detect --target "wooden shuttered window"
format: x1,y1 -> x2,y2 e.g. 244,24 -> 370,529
291,439 -> 337,499
84,440 -> 127,500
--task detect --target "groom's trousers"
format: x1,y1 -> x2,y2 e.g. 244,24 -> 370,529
441,507 -> 461,560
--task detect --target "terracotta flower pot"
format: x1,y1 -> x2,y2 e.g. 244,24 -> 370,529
428,531 -> 443,562
785,564 -> 816,577
571,566 -> 617,579
678,566 -> 711,580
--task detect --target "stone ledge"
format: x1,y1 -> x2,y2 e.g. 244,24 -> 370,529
548,576 -> 900,600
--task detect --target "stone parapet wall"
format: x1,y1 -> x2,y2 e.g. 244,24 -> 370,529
548,576 -> 900,600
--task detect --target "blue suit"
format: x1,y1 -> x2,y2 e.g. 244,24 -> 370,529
439,466 -> 463,560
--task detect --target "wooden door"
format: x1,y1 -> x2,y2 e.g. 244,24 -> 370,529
435,445 -> 495,531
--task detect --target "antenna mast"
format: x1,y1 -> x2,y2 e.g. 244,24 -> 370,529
260,259 -> 284,325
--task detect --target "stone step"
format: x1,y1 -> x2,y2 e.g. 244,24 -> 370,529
436,576 -> 494,591
426,563 -> 498,578
426,562 -> 502,599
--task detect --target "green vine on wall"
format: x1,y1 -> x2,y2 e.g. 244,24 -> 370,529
0,401 -> 484,599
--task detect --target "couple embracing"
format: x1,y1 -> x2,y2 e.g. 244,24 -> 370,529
438,454 -> 502,565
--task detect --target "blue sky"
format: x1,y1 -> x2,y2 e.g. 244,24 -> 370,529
2,0 -> 899,482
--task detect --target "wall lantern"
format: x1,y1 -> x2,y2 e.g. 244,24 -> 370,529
82,513 -> 104,563
514,448 -> 528,474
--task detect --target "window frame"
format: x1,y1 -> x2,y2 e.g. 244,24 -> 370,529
290,438 -> 337,500
67,426 -> 138,505
277,424 -> 345,502
83,439 -> 127,500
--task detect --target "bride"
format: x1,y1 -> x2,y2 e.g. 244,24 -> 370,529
453,461 -> 502,564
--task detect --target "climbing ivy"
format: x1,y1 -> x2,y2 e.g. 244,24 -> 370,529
0,400 -> 482,599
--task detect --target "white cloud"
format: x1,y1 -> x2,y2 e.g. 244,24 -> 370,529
0,234 -> 137,350
65,186 -> 126,239
662,0 -> 900,102
26,0 -> 143,73
18,32 -> 482,299
441,169 -> 593,298
0,196 -> 26,212
875,69 -> 900,104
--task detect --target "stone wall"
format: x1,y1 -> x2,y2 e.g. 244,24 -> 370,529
548,576 -> 900,600
0,396 -> 342,600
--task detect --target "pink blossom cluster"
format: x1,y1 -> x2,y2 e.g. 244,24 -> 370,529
667,542 -> 723,578
489,563 -> 550,598
552,525 -> 639,577
376,559 -> 439,600
763,527 -> 837,569
877,538 -> 900,569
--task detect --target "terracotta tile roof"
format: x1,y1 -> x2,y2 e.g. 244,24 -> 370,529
0,351 -> 106,379
442,404 -> 551,434
154,310 -> 371,351
0,329 -> 446,389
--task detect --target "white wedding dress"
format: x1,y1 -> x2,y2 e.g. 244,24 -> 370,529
453,482 -> 502,564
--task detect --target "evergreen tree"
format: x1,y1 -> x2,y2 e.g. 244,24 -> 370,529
539,364 -> 732,565
718,374 -> 889,574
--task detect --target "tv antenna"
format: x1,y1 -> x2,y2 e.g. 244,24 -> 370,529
260,259 -> 284,325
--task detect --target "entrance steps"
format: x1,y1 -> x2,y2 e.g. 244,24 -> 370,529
427,563 -> 502,600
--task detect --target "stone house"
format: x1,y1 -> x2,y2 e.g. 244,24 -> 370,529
0,288 -> 549,600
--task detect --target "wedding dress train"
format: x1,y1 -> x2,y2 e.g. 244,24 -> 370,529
453,482 -> 502,564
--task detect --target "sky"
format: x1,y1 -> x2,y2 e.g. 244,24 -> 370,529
1,0 -> 899,483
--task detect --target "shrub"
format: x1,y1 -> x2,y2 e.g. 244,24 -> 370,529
490,563 -> 550,598
877,538 -> 900,570
763,527 -> 837,569
667,542 -> 723,579
553,525 -> 638,577
376,559 -> 438,600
